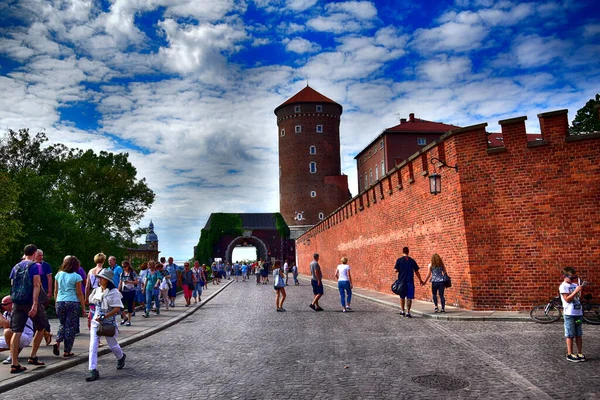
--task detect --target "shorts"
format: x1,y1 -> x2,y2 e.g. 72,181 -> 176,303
168,282 -> 178,298
564,315 -> 583,338
311,279 -> 324,295
399,282 -> 415,299
11,304 -> 46,333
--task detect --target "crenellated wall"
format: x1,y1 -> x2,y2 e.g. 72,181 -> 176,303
297,110 -> 600,310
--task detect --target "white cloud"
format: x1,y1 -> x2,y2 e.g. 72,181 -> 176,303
583,23 -> 600,38
512,34 -> 570,68
417,55 -> 472,84
286,0 -> 318,12
412,21 -> 489,53
283,37 -> 321,53
307,1 -> 378,33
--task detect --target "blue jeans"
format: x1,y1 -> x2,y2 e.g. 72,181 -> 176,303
338,280 -> 352,308
432,281 -> 445,309
293,274 -> 299,285
193,282 -> 203,298
564,315 -> 583,338
145,289 -> 160,313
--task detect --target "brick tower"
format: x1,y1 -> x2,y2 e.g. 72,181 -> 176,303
275,86 -> 349,238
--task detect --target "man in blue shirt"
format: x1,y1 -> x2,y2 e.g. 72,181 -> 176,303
393,247 -> 424,318
165,257 -> 182,307
108,256 -> 123,288
35,250 -> 53,344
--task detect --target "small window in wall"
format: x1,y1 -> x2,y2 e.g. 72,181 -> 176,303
374,146 -> 377,154
417,137 -> 426,145
381,160 -> 385,175
280,129 -> 285,137
375,165 -> 379,180
364,173 -> 368,189
310,162 -> 317,173
318,212 -> 324,220
369,169 -> 373,185
294,105 -> 301,113
316,105 -> 323,112
368,150 -> 372,158
363,155 -> 367,163
309,145 -> 316,154
295,125 -> 302,133
310,191 -> 317,198
380,140 -> 384,149
316,125 -> 323,133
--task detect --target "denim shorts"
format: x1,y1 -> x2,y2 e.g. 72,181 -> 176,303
564,315 -> 583,338
311,279 -> 324,295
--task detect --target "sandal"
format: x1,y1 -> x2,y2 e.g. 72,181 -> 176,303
27,357 -> 45,366
63,352 -> 75,357
53,343 -> 60,356
10,364 -> 27,374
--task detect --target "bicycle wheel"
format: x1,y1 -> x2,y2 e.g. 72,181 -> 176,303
582,304 -> 600,325
530,304 -> 561,323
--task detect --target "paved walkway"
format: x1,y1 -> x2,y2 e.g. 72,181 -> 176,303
0,280 -> 232,393
298,275 -> 531,321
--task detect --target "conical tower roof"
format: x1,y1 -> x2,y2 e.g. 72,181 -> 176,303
274,86 -> 342,114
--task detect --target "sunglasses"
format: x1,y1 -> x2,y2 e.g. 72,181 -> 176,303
1,302 -> 12,306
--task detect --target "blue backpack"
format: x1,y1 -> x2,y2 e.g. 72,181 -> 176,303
11,261 -> 36,304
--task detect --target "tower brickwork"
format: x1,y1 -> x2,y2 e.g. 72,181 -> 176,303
275,86 -> 349,232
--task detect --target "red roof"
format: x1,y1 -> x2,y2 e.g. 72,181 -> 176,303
386,114 -> 459,133
275,86 -> 342,113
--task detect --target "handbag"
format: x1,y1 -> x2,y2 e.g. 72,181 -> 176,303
443,274 -> 452,288
38,286 -> 50,308
274,274 -> 285,289
391,279 -> 405,296
96,321 -> 116,337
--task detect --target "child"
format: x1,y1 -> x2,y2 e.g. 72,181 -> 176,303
159,273 -> 171,311
559,267 -> 587,362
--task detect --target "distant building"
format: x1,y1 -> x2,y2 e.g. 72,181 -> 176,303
355,113 -> 459,192
127,220 -> 160,264
275,86 -> 349,238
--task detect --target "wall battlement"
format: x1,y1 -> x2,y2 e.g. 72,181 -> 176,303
297,110 -> 600,310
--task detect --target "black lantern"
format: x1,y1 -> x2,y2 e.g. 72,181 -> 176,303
429,173 -> 441,195
429,157 -> 458,195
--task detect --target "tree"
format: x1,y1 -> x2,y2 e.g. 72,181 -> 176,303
569,94 -> 600,135
0,172 -> 23,257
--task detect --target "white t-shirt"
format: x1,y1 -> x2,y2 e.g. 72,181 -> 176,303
560,282 -> 583,316
336,264 -> 350,281
0,311 -> 34,348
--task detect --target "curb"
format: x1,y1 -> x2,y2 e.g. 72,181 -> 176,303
0,280 -> 233,394
301,277 -> 531,322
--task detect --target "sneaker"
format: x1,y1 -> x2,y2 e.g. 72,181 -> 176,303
309,304 -> 316,311
566,354 -> 580,362
155,311 -> 160,315
342,309 -> 347,313
316,306 -> 324,312
117,353 -> 126,370
131,312 -> 136,317
399,311 -> 405,317
577,354 -> 587,362
346,306 -> 352,311
279,308 -> 286,312
142,312 -> 149,318
2,357 -> 11,365
125,322 -> 131,327
440,309 -> 446,313
434,307 -> 439,313
406,313 -> 412,318
120,317 -> 128,325
85,369 -> 100,381
276,308 -> 282,312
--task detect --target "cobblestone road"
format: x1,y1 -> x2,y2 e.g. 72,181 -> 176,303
6,280 -> 600,399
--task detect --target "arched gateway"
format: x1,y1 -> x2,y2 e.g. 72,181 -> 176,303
195,213 -> 294,264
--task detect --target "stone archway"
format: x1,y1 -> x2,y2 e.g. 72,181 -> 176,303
225,236 -> 269,263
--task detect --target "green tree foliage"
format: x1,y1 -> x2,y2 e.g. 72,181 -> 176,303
0,129 -> 155,287
0,172 -> 23,257
569,94 -> 600,135
274,212 -> 290,239
194,214 -> 243,264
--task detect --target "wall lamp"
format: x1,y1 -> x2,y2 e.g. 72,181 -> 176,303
429,157 -> 458,195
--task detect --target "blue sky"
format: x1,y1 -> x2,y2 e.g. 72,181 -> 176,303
1,0 -> 598,260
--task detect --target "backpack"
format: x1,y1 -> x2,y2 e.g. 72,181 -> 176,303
11,261 -> 36,304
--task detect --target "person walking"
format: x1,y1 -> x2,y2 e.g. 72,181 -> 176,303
393,247 -> 424,318
142,261 -> 161,318
119,261 -> 138,326
86,268 -> 126,381
309,253 -> 324,312
283,260 -> 289,286
422,254 -> 448,313
165,257 -> 181,307
192,261 -> 205,303
335,257 -> 353,312
34,250 -> 53,346
85,253 -> 105,330
135,263 -> 148,313
292,262 -> 299,286
273,261 -> 286,311
158,267 -> 171,310
181,262 -> 195,306
8,244 -> 47,373
52,256 -> 86,357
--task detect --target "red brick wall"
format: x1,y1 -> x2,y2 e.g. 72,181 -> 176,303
297,110 -> 600,310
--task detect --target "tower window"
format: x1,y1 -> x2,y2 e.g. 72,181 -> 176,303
316,105 -> 323,112
381,160 -> 385,175
363,155 -> 367,163
364,173 -> 368,189
380,140 -> 384,149
294,105 -> 301,113
318,212 -> 324,220
374,146 -> 377,154
368,150 -> 372,158
309,145 -> 316,154
310,162 -> 317,173
369,169 -> 373,185
295,125 -> 302,133
310,191 -> 317,198
375,165 -> 379,181
417,137 -> 426,145
280,129 -> 285,137
316,125 -> 323,133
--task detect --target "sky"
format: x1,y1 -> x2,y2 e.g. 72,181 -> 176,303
1,0 -> 598,260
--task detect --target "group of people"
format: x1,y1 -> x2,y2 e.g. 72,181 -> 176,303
1,245 -> 204,381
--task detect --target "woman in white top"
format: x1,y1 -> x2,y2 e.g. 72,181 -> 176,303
335,257 -> 353,312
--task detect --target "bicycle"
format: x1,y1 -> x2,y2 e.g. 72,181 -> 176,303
530,293 -> 600,325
